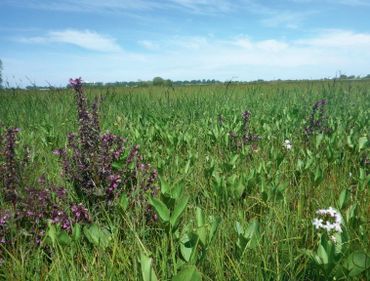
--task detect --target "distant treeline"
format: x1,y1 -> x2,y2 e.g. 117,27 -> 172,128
17,73 -> 370,90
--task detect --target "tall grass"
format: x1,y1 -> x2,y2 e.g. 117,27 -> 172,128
0,80 -> 369,280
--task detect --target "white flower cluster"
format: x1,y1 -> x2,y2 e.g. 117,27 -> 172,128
312,207 -> 343,233
283,139 -> 292,150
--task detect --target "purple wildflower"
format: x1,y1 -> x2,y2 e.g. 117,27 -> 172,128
0,212 -> 11,227
2,128 -> 21,204
228,110 -> 260,151
127,145 -> 140,165
71,203 -> 91,223
69,77 -> 83,92
53,78 -> 159,219
106,174 -> 121,201
51,209 -> 71,231
54,187 -> 67,200
304,99 -> 331,138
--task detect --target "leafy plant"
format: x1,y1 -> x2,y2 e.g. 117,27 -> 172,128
229,110 -> 261,151
54,78 -> 158,210
148,178 -> 189,233
235,219 -> 261,258
180,207 -> 220,264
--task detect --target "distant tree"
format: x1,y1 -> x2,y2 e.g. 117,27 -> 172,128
138,80 -> 150,87
0,59 -> 3,89
153,76 -> 165,86
164,79 -> 172,87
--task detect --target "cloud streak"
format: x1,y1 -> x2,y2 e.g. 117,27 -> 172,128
9,29 -> 370,86
137,29 -> 370,69
169,0 -> 234,13
2,0 -> 235,14
108,29 -> 370,78
18,29 -> 122,52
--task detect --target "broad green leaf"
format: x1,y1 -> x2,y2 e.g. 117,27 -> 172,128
184,159 -> 191,174
346,136 -> 354,149
296,159 -> 304,171
229,154 -> 239,166
358,136 -> 368,151
159,177 -> 170,194
333,233 -> 343,255
195,207 -> 205,228
83,224 -> 100,246
83,224 -> 111,249
262,123 -> 271,132
246,220 -> 260,249
170,194 -> 189,229
208,217 -> 221,243
171,183 -> 184,199
180,232 -> 198,263
119,193 -> 129,211
314,166 -> 323,184
72,223 -> 82,241
172,265 -> 202,281
47,222 -> 57,245
317,244 -> 328,265
245,219 -> 259,239
338,189 -> 349,210
344,251 -> 370,277
195,208 -> 207,245
302,249 -> 316,262
58,230 -> 72,245
235,222 -> 243,236
304,157 -> 314,170
140,252 -> 158,281
112,161 -> 123,170
149,197 -> 170,222
315,133 -> 324,149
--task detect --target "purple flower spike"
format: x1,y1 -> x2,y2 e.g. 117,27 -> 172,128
0,212 -> 11,226
304,99 -> 330,138
242,111 -> 251,123
69,77 -> 83,92
71,203 -> 91,223
52,149 -> 62,156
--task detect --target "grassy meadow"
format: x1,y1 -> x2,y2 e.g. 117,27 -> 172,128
0,80 -> 369,280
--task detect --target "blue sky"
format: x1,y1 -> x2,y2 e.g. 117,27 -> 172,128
1,0 -> 370,86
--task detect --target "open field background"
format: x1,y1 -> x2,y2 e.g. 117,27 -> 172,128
0,80 -> 369,280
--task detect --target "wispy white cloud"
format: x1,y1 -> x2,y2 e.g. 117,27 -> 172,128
1,0 -> 322,29
297,30 -> 370,48
169,0 -> 234,13
138,40 -> 160,50
1,0 -> 320,21
328,0 -> 370,6
260,11 -> 315,28
2,0 -> 234,14
290,0 -> 370,6
6,30 -> 370,85
125,29 -> 370,77
1,0 -> 161,12
171,36 -> 209,49
18,29 -> 122,52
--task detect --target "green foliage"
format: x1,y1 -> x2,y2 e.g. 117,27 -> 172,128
83,224 -> 111,249
235,219 -> 261,257
0,80 -> 369,280
140,252 -> 159,281
172,265 -> 202,281
148,179 -> 190,232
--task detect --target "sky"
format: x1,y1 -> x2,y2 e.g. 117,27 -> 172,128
1,0 -> 370,87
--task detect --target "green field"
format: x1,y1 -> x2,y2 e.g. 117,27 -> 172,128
0,80 -> 369,280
